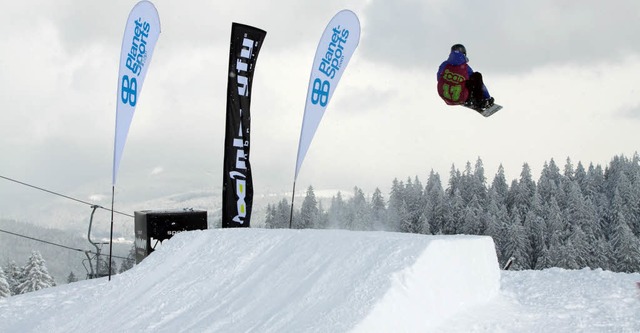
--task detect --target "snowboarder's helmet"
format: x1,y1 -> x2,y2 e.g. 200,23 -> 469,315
451,44 -> 466,55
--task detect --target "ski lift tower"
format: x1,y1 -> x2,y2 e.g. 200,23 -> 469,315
83,205 -> 110,279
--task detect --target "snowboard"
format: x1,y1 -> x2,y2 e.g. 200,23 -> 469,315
464,103 -> 503,118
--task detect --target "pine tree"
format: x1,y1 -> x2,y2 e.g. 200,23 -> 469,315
538,159 -> 564,209
299,186 -> 319,229
574,161 -> 587,194
119,245 -> 136,273
485,188 -> 507,261
446,164 -> 461,198
424,171 -> 446,234
316,201 -> 329,229
473,158 -> 488,202
442,188 -> 464,235
502,211 -> 528,270
490,164 -> 509,205
564,180 -> 600,268
347,186 -> 370,231
396,201 -> 411,234
264,203 -> 277,228
536,197 -> 564,268
275,198 -> 291,229
67,271 -> 79,284
584,163 -> 608,240
461,195 -> 483,235
16,251 -> 56,294
387,178 -> 406,232
328,192 -> 347,229
508,163 -> 536,217
460,161 -> 475,204
459,157 -> 488,206
4,260 -> 23,295
565,223 -> 590,269
609,189 -> 640,272
0,265 -> 11,298
399,177 -> 424,233
370,187 -> 387,230
523,209 -> 545,269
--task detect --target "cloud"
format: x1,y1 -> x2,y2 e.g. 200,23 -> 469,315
89,194 -> 106,202
617,105 -> 640,119
1,0 -> 639,223
360,0 -> 640,73
150,166 -> 164,176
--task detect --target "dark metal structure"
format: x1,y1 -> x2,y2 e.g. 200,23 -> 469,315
134,209 -> 207,263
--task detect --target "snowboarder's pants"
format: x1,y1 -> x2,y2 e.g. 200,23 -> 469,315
465,72 -> 484,104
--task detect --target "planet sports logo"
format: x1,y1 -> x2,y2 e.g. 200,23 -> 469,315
125,17 -> 151,76
311,25 -> 351,107
318,25 -> 351,79
120,17 -> 151,107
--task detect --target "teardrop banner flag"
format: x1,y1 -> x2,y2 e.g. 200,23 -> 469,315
222,23 -> 266,228
294,10 -> 361,180
109,0 -> 161,281
112,1 -> 161,185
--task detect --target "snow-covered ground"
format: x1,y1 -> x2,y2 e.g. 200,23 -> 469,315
1,229 -> 639,332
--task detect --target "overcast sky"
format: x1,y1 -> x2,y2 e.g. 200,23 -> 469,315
1,0 -> 639,222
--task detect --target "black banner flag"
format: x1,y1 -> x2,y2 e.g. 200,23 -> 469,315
222,23 -> 266,228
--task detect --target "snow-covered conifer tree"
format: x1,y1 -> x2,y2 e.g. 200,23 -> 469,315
424,171 -> 446,234
0,265 -> 11,298
399,177 -> 424,234
328,192 -> 347,229
461,195 -> 483,235
387,178 -> 406,232
16,251 -> 56,294
537,159 -> 564,209
370,187 -> 387,230
501,211 -> 527,270
299,185 -> 319,229
119,246 -> 136,273
609,189 -> 640,272
4,260 -> 23,296
347,186 -> 370,231
67,271 -> 79,284
264,203 -> 277,228
490,164 -> 509,206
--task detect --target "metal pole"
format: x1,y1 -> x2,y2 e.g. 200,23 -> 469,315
108,186 -> 115,281
87,205 -> 100,279
288,181 -> 297,229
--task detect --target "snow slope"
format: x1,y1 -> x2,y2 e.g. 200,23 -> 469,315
1,229 -> 639,333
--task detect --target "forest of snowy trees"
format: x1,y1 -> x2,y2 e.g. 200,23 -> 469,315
0,247 -> 137,298
3,153 -> 639,298
265,154 -> 640,273
0,251 -> 56,298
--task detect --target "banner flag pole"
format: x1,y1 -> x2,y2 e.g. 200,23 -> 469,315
291,10 -> 360,219
109,1 -> 161,280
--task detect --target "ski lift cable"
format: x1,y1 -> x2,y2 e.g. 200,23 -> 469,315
0,175 -> 133,218
0,228 -> 128,260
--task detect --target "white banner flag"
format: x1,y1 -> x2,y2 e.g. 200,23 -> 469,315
112,1 -> 161,185
294,10 -> 360,180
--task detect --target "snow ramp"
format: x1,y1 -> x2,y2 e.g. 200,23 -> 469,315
0,229 -> 500,332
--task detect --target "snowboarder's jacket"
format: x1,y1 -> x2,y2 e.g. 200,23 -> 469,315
437,50 -> 490,101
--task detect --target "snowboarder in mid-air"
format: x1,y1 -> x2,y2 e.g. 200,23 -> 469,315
437,44 -> 497,114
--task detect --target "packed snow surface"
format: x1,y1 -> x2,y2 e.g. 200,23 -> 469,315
1,228 -> 639,332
